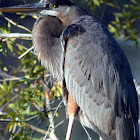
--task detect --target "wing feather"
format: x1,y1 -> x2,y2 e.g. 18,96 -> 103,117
61,15 -> 139,139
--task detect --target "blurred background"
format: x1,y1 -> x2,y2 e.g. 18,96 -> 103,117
0,0 -> 140,140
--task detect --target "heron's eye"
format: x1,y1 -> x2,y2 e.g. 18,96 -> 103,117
51,4 -> 57,8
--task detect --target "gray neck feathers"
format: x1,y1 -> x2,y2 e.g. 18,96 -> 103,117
33,16 -> 64,81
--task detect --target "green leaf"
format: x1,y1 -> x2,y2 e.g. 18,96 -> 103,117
25,105 -> 30,113
0,43 -> 7,56
55,85 -> 61,97
21,106 -> 30,115
6,41 -> 14,52
114,13 -> 123,18
27,111 -> 38,115
3,81 -> 8,90
16,13 -> 27,19
16,44 -> 24,51
9,103 -> 17,109
23,103 -> 29,107
32,138 -> 40,140
93,0 -> 100,6
8,22 -> 11,32
131,0 -> 137,4
0,27 -> 8,33
107,3 -> 119,9
6,121 -> 15,132
20,15 -> 26,19
108,24 -> 117,33
3,67 -> 8,71
8,80 -> 14,93
55,112 -> 59,117
30,63 -> 37,77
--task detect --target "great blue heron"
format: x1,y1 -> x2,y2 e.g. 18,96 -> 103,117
0,0 -> 139,140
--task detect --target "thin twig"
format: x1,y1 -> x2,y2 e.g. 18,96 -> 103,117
51,100 -> 63,123
0,33 -> 32,40
9,124 -> 17,140
7,40 -> 36,57
18,46 -> 34,59
0,118 -> 15,122
3,15 -> 32,33
0,69 -> 14,79
23,0 -> 27,4
3,39 -> 32,53
0,77 -> 27,82
43,100 -> 63,140
54,118 -> 66,129
0,111 -> 7,115
0,106 -> 64,122
101,2 -> 107,19
10,127 -> 22,140
1,38 -> 36,59
26,123 -> 49,135
41,79 -> 60,140
0,74 -> 51,82
0,94 -> 19,111
81,123 -> 92,140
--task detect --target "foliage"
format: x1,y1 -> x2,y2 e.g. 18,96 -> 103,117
86,0 -> 140,46
109,0 -> 140,46
0,17 -> 61,139
85,0 -> 119,10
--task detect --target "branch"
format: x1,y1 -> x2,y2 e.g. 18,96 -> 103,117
43,100 -> 63,140
23,0 -> 27,4
0,76 -> 26,82
9,127 -> 22,140
0,106 -> 64,122
80,122 -> 92,140
0,111 -> 7,115
101,2 -> 107,19
43,81 -> 62,140
0,33 -> 32,40
2,14 -> 32,33
0,74 -> 51,82
0,94 -> 19,111
18,46 -> 34,59
54,118 -> 66,129
0,69 -> 15,79
9,124 -> 17,140
26,123 -> 49,135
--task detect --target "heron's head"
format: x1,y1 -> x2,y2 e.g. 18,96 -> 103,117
40,0 -> 83,24
39,0 -> 73,16
0,0 -> 85,25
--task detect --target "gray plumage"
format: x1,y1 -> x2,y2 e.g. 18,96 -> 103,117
33,16 -> 64,81
61,15 -> 139,140
32,1 -> 139,140
0,1 -> 138,139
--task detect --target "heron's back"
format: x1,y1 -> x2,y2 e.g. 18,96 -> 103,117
62,15 -> 139,140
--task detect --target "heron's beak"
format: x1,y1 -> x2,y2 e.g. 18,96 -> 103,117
0,3 -> 46,13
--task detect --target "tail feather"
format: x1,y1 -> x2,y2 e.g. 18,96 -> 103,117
116,117 -> 139,140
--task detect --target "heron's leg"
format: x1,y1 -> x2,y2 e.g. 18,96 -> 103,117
65,94 -> 79,140
99,137 -> 103,140
65,114 -> 75,140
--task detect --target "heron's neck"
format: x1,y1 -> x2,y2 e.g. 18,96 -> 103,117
33,16 -> 64,81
